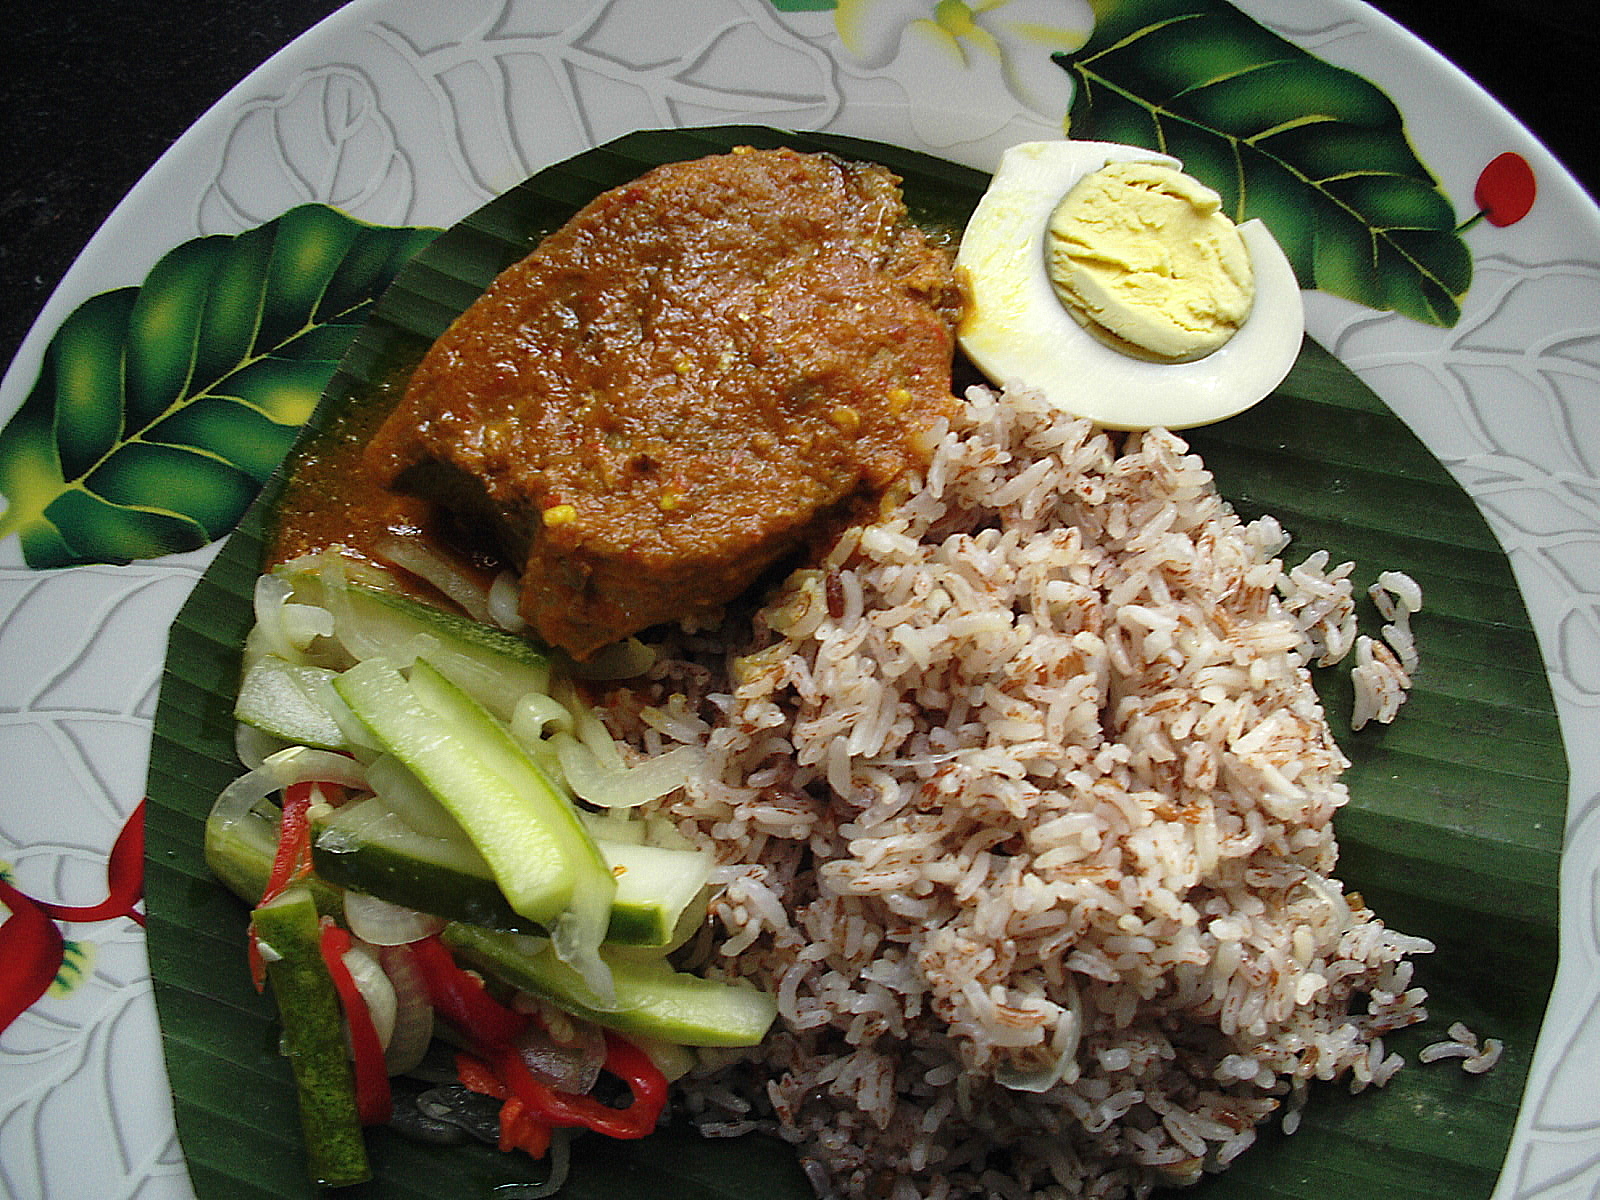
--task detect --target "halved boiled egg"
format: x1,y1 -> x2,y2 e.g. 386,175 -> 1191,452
955,140 -> 1304,430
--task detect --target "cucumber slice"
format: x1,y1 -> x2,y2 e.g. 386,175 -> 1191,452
311,797 -> 711,948
403,658 -> 615,998
282,565 -> 550,720
234,655 -> 348,750
442,923 -> 778,1048
205,798 -> 282,905
251,886 -> 370,1187
312,797 -> 534,933
204,796 -> 344,916
332,658 -> 593,930
601,838 -> 712,948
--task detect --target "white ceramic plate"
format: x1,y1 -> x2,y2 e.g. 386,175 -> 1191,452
1,1 -> 1597,1197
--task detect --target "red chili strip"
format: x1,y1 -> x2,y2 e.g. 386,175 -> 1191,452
249,782 -> 335,991
454,1051 -> 507,1099
497,1096 -> 553,1159
597,1031 -> 670,1137
484,1046 -> 582,1131
484,1032 -> 667,1141
0,878 -> 66,1035
434,947 -> 668,1147
262,782 -> 326,903
455,1052 -> 552,1159
318,921 -> 393,1126
410,934 -> 529,1047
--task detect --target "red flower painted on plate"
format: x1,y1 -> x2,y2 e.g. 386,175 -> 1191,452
0,801 -> 146,1035
1474,151 -> 1537,227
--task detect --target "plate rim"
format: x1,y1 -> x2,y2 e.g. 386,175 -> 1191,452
3,3 -> 1598,1198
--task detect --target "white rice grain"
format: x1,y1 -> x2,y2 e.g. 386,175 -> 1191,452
621,385 -> 1430,1199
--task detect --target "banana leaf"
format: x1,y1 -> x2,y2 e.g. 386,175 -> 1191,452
144,126 -> 1566,1200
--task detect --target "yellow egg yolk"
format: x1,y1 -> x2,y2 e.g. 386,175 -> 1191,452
1045,161 -> 1254,363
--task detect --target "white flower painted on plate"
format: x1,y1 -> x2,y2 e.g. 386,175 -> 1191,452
833,0 -> 1090,122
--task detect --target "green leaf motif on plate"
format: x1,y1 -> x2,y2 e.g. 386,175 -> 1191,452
0,204 -> 439,569
1056,0 -> 1472,327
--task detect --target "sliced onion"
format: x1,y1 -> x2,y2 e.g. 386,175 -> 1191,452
251,574 -> 298,661
252,572 -> 335,659
512,692 -> 575,743
486,571 -> 527,633
994,1003 -> 1081,1094
513,1019 -> 605,1095
341,941 -> 398,1052
526,738 -> 568,792
572,702 -> 625,771
532,683 -> 700,807
376,534 -> 493,625
564,637 -> 655,680
207,766 -> 285,838
344,889 -> 446,947
551,918 -> 616,1009
267,745 -> 369,792
497,1129 -> 572,1199
552,731 -> 699,809
234,721 -> 287,771
207,745 -> 366,834
415,1084 -> 503,1143
376,942 -> 435,1076
317,566 -> 389,664
283,602 -> 335,649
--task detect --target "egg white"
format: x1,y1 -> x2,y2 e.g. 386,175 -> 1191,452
955,141 -> 1304,431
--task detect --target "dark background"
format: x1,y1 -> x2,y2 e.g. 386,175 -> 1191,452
3,1 -> 1597,378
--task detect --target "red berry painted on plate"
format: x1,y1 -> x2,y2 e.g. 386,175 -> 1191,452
1474,152 -> 1537,227
0,802 -> 148,1033
0,877 -> 67,1035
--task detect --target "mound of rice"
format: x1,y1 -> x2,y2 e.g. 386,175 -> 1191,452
613,385 -> 1433,1198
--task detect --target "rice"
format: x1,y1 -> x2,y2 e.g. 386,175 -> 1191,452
1420,1021 -> 1503,1075
608,384 -> 1435,1197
